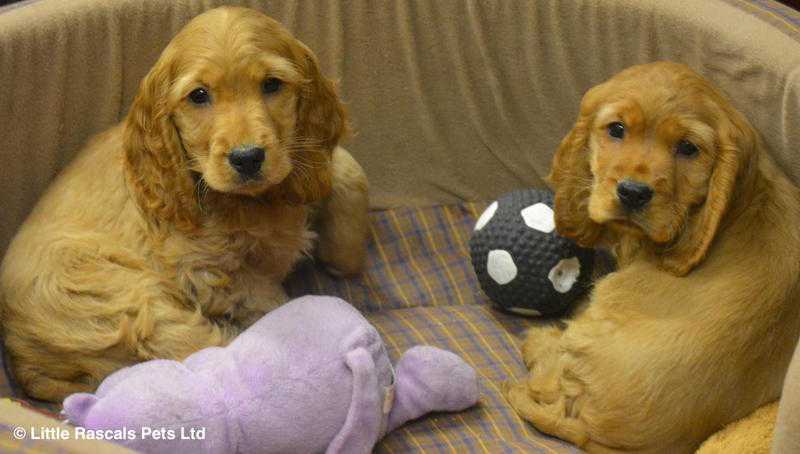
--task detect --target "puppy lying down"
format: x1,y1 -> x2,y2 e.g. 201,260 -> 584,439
1,7 -> 369,402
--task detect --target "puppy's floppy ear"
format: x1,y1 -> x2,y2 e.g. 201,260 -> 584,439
547,85 -> 606,247
277,41 -> 348,205
295,41 -> 348,155
659,105 -> 756,276
123,54 -> 199,232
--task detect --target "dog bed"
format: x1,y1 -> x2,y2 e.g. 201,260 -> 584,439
2,0 -> 800,453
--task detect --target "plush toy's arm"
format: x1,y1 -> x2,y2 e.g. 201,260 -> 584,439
63,360 -> 181,426
326,347 -> 383,454
63,393 -> 99,426
387,346 -> 479,433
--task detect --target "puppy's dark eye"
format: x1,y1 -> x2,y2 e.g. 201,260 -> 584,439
607,121 -> 625,139
188,88 -> 210,105
675,139 -> 699,157
262,78 -> 282,94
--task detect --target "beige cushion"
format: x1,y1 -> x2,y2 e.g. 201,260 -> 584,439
773,339 -> 800,453
1,0 -> 800,256
697,402 -> 778,454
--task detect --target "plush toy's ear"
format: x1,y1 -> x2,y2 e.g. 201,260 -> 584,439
327,348 -> 382,454
62,393 -> 99,426
547,84 -> 607,248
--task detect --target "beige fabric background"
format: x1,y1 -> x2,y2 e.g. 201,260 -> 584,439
1,0 -> 800,256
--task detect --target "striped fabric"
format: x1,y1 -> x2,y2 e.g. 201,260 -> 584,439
368,305 -> 576,453
721,0 -> 800,37
285,204 -> 535,338
285,204 -> 576,451
288,204 -> 487,311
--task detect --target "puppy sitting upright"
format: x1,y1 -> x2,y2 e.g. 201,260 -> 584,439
0,7 -> 369,402
506,62 -> 800,453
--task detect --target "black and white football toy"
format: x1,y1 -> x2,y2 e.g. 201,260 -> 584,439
469,189 -> 595,316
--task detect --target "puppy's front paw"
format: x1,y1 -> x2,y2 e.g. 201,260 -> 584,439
505,364 -> 590,448
317,237 -> 367,277
314,147 -> 369,277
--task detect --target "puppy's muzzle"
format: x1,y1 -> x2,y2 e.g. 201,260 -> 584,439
229,145 -> 266,179
617,179 -> 653,212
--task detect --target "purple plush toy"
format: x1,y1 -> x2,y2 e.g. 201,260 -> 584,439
62,296 -> 478,453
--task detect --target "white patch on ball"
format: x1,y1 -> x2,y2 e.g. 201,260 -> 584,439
520,203 -> 555,233
474,201 -> 498,231
548,257 -> 581,293
506,307 -> 543,317
487,249 -> 517,285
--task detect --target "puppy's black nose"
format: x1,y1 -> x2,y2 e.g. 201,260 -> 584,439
228,146 -> 265,178
617,180 -> 653,211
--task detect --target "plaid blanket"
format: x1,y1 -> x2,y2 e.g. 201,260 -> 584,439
286,204 -> 574,452
0,203 -> 575,453
368,305 -> 574,453
286,204 -> 535,337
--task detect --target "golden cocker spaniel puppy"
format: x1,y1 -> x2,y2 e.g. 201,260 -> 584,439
0,7 -> 369,402
506,62 -> 800,453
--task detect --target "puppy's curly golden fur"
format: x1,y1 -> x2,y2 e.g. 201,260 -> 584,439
506,62 -> 800,453
0,6 -> 369,402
